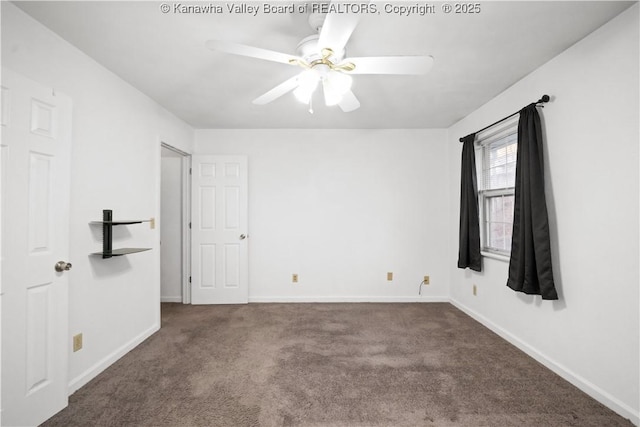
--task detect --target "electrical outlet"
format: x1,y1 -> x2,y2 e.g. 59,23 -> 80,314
292,274 -> 298,283
423,275 -> 430,285
473,284 -> 477,296
387,272 -> 393,281
73,333 -> 83,352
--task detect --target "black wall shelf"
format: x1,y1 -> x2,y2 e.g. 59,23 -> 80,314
90,209 -> 151,259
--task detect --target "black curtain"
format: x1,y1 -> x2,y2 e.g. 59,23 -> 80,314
506,104 -> 557,300
457,133 -> 481,272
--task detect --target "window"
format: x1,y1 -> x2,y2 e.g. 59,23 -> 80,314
478,123 -> 518,257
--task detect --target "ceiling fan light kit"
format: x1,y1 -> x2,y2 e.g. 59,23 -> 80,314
206,2 -> 434,113
323,72 -> 353,106
293,69 -> 319,104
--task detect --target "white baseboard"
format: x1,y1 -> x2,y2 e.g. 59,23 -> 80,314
450,298 -> 639,426
249,296 -> 450,303
161,296 -> 182,303
67,322 -> 160,395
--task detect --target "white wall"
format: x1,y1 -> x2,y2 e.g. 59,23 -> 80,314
196,129 -> 450,302
2,3 -> 194,393
3,1 -> 637,424
160,150 -> 184,302
448,5 -> 639,424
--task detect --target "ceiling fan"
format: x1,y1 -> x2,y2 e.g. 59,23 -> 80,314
205,1 -> 434,113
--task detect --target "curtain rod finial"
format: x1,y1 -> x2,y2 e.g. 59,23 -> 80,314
539,94 -> 550,103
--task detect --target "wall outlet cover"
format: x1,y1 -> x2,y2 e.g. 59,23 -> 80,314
73,333 -> 83,352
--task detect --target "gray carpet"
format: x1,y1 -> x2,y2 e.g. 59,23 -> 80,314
42,303 -> 633,426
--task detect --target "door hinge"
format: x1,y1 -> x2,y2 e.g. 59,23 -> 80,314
189,168 -> 192,175
189,276 -> 192,283
189,222 -> 191,229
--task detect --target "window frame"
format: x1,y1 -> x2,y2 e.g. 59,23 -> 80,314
475,117 -> 519,261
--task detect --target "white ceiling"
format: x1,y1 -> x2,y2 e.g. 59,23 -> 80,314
14,1 -> 634,129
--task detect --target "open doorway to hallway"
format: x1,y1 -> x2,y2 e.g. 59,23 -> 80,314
160,143 -> 190,304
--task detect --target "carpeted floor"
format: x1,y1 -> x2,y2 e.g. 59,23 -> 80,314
42,303 -> 633,426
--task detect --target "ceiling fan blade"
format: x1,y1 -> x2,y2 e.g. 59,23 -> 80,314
348,56 -> 434,75
206,40 -> 298,65
338,90 -> 360,112
252,74 -> 301,105
317,1 -> 363,53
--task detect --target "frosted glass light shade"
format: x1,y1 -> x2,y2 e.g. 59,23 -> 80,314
293,70 -> 319,104
323,71 -> 353,106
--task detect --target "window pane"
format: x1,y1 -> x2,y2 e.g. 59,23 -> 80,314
490,197 -> 504,222
484,133 -> 517,191
480,128 -> 517,255
489,222 -> 504,250
504,222 -> 513,251
503,195 -> 514,221
506,162 -> 516,181
489,165 -> 507,188
485,194 -> 515,253
506,143 -> 517,163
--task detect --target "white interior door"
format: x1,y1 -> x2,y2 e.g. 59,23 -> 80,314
1,68 -> 72,426
191,155 -> 248,304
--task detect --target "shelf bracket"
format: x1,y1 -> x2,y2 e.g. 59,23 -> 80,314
103,209 -> 113,258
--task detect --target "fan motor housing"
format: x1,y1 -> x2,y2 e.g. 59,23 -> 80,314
296,34 -> 345,65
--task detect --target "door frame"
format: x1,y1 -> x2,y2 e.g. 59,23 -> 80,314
160,142 -> 191,304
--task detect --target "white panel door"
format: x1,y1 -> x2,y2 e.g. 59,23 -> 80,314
1,69 -> 72,426
191,156 -> 248,304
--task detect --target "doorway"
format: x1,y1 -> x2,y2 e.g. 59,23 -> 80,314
160,143 -> 190,304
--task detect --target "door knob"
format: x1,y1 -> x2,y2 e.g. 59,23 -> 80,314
55,261 -> 72,272
239,234 -> 247,240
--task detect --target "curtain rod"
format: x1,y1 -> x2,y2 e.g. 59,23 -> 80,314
459,95 -> 550,142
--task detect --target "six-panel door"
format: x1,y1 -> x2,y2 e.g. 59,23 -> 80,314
1,68 -> 72,426
191,155 -> 248,304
